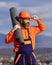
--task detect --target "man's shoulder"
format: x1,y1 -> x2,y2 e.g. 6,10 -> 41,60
29,26 -> 38,30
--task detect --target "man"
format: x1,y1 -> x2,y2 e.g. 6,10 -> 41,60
5,10 -> 46,65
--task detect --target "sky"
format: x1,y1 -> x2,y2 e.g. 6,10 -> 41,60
0,0 -> 52,37
0,0 -> 52,48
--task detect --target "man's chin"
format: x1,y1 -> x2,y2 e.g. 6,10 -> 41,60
25,25 -> 29,29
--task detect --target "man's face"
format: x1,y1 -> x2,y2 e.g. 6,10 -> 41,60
20,18 -> 30,28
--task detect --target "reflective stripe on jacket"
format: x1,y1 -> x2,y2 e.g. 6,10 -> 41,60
5,19 -> 46,52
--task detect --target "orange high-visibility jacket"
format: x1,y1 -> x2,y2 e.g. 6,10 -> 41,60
5,19 -> 46,52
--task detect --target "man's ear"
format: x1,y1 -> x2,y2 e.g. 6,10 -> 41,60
19,18 -> 23,23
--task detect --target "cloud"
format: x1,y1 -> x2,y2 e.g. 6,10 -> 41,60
14,3 -> 52,20
0,2 -> 6,7
43,33 -> 52,37
0,1 -> 52,35
0,1 -> 20,7
7,2 -> 20,7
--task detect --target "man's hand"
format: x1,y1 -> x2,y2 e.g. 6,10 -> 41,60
12,24 -> 21,32
31,15 -> 39,20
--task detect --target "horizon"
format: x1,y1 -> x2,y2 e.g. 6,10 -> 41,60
0,33 -> 52,48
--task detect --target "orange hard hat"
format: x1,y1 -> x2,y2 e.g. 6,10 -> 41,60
18,10 -> 31,19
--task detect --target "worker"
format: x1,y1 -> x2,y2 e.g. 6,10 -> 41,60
5,10 -> 46,65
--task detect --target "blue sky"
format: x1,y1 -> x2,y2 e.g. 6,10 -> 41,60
0,0 -> 52,37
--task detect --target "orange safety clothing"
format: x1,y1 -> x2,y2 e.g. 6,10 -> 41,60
5,19 -> 46,52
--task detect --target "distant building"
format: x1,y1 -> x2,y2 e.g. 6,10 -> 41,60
0,62 -> 2,65
10,57 -> 14,61
49,62 -> 52,65
41,61 -> 49,65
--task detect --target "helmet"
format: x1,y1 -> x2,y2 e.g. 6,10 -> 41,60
18,10 -> 31,19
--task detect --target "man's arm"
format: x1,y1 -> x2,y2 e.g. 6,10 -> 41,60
5,30 -> 14,44
36,19 -> 46,31
31,15 -> 46,34
5,24 -> 21,44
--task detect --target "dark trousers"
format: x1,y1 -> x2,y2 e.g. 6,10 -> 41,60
14,44 -> 36,65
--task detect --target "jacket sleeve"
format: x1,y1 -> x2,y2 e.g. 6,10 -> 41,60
34,19 -> 46,34
5,30 -> 14,44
